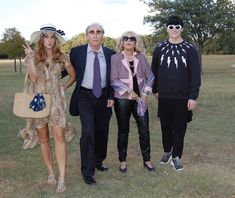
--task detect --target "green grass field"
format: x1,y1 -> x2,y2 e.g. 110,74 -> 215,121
0,56 -> 235,198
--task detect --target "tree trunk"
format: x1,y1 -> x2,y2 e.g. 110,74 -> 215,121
198,42 -> 203,75
19,58 -> 22,74
14,58 -> 17,72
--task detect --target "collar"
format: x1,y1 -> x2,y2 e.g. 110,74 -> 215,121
87,44 -> 104,55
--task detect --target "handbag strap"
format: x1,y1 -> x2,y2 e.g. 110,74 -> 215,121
23,72 -> 29,93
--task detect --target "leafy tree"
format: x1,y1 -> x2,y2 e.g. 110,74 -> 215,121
0,27 -> 25,73
141,32 -> 167,56
62,33 -> 87,53
202,35 -> 221,54
218,32 -> 235,54
103,36 -> 116,51
62,33 -> 116,53
142,0 -> 235,64
0,53 -> 8,59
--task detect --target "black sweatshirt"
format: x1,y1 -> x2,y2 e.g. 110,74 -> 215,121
151,40 -> 201,100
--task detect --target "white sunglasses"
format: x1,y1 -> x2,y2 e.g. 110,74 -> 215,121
167,25 -> 182,30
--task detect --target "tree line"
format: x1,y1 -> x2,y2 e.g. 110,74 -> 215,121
0,0 -> 235,73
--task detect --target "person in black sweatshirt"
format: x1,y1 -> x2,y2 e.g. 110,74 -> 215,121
151,15 -> 201,171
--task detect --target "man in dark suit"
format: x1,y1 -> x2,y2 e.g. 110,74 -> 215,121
69,23 -> 115,184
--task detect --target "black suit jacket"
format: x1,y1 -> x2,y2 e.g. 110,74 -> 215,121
68,44 -> 115,116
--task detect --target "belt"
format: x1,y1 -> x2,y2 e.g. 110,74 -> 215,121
80,86 -> 92,91
80,86 -> 107,91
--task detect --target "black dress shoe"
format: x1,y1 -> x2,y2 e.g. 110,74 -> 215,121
119,166 -> 127,173
144,162 -> 156,172
96,164 -> 109,171
83,176 -> 96,185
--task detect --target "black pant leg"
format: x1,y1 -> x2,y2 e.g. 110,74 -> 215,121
132,102 -> 151,162
94,99 -> 112,165
160,117 -> 173,152
78,93 -> 96,177
172,99 -> 188,158
158,99 -> 174,152
114,98 -> 132,162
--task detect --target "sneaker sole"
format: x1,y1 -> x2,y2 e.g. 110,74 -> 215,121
160,156 -> 172,165
170,161 -> 183,171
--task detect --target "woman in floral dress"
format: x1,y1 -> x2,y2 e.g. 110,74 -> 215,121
20,24 -> 76,193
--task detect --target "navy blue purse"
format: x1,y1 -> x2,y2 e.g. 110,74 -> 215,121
29,93 -> 47,112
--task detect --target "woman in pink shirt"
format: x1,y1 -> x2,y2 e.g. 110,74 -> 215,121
111,31 -> 155,173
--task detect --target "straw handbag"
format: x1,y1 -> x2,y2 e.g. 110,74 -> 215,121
13,73 -> 50,118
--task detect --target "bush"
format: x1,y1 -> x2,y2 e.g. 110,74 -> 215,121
0,54 -> 8,59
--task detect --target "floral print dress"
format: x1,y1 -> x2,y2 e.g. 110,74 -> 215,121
18,56 -> 75,149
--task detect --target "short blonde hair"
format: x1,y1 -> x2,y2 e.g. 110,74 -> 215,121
116,31 -> 145,53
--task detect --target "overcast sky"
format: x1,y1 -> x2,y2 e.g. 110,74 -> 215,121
0,0 -> 154,41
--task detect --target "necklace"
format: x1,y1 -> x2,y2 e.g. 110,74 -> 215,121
128,60 -> 134,68
124,54 -> 134,62
122,51 -> 137,62
126,55 -> 134,62
122,51 -> 137,77
127,60 -> 136,77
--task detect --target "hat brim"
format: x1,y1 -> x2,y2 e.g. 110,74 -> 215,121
30,31 -> 66,45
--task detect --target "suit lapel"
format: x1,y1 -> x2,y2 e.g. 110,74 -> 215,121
121,58 -> 132,73
133,56 -> 139,75
103,47 -> 110,84
75,44 -> 88,79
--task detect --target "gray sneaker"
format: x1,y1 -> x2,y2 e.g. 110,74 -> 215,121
160,152 -> 172,164
171,157 -> 183,171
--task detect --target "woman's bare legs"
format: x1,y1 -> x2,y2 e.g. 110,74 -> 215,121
37,125 -> 56,184
51,125 -> 66,192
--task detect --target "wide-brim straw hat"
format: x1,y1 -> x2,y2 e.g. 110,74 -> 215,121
30,24 -> 66,45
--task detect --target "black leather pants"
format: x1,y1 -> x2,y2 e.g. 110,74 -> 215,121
114,98 -> 151,162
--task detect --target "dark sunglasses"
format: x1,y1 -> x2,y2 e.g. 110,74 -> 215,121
88,30 -> 103,34
167,25 -> 182,30
122,36 -> 136,42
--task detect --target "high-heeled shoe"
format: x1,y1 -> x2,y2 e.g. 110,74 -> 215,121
143,162 -> 156,172
119,166 -> 127,173
119,162 -> 127,173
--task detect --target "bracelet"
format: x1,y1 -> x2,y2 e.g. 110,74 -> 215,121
142,92 -> 148,96
143,90 -> 149,95
25,59 -> 33,64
